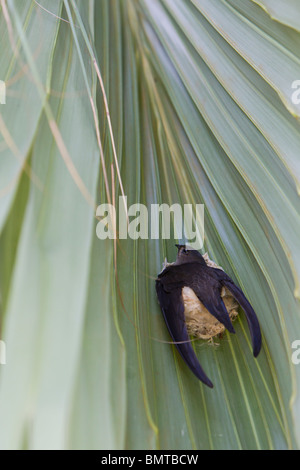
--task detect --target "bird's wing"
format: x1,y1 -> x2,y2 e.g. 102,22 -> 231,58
212,269 -> 262,357
190,272 -> 235,334
198,295 -> 235,334
155,279 -> 213,388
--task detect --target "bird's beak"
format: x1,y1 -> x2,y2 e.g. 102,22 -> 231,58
175,244 -> 185,251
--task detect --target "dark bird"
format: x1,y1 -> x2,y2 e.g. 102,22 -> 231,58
155,245 -> 262,388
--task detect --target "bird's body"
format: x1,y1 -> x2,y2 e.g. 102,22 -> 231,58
156,245 -> 262,388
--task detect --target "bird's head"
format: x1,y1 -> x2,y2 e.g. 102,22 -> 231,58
175,244 -> 206,265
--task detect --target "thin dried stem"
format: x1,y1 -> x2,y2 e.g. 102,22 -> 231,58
93,58 -> 128,221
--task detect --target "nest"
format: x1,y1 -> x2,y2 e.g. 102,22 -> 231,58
182,254 -> 239,340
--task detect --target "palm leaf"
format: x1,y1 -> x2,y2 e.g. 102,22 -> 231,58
0,0 -> 299,449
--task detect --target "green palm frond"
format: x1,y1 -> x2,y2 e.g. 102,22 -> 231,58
0,0 -> 299,450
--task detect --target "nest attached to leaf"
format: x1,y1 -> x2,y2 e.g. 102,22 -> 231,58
183,254 -> 239,340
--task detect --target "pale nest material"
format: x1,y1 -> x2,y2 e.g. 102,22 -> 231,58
182,285 -> 238,340
184,253 -> 239,340
162,253 -> 239,341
